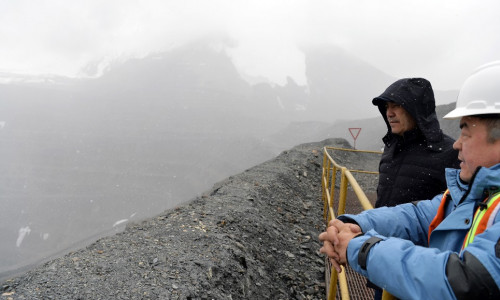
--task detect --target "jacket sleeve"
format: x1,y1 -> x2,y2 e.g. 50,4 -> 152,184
446,222 -> 500,299
344,208 -> 500,300
339,193 -> 443,246
347,231 -> 456,300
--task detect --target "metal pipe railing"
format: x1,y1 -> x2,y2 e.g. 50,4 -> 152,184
321,147 -> 395,300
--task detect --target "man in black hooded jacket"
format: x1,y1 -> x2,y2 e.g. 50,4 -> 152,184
369,78 -> 460,299
373,78 -> 460,207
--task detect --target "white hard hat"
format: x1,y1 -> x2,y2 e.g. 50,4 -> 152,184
444,61 -> 500,119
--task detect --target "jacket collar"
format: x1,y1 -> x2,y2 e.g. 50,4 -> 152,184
446,163 -> 500,206
382,128 -> 424,148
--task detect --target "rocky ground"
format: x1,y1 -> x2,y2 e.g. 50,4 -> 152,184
1,138 -> 379,300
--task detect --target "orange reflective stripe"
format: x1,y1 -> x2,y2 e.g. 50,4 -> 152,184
479,195 -> 500,233
428,190 -> 500,249
428,190 -> 450,245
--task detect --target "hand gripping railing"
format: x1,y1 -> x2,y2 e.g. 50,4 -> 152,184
321,147 -> 395,300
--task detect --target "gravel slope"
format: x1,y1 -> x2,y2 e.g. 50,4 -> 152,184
1,138 -> 358,300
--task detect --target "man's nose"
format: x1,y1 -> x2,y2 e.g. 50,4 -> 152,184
452,138 -> 461,150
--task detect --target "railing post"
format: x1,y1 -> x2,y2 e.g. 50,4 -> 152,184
322,152 -> 328,220
328,164 -> 337,223
338,167 -> 348,216
327,260 -> 338,300
382,290 -> 397,300
338,266 -> 350,300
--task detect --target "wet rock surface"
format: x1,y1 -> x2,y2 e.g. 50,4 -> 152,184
2,138 -> 369,300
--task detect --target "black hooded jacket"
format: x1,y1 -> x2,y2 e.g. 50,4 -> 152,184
372,78 -> 460,208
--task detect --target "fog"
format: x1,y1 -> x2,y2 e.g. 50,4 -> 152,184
1,1 -> 500,90
0,39 -> 460,279
1,0 -> 498,280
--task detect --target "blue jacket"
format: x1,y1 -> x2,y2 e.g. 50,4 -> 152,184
339,165 -> 500,300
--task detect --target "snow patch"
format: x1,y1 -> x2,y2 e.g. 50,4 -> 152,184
16,226 -> 31,247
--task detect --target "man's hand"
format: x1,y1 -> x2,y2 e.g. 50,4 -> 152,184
319,222 -> 343,272
319,219 -> 362,272
334,220 -> 362,264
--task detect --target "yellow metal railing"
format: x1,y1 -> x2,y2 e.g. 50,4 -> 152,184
321,147 -> 395,300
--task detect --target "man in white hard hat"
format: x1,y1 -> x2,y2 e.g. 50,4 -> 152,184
319,61 -> 500,300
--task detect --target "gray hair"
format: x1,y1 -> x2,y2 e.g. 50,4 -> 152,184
478,114 -> 500,143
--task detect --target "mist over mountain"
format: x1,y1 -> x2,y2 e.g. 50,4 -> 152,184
304,45 -> 394,121
266,101 -> 459,154
0,38 -> 459,280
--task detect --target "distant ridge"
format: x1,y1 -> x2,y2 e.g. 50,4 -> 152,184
265,102 -> 460,152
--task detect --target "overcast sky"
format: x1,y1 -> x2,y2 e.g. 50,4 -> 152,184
1,0 -> 499,90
